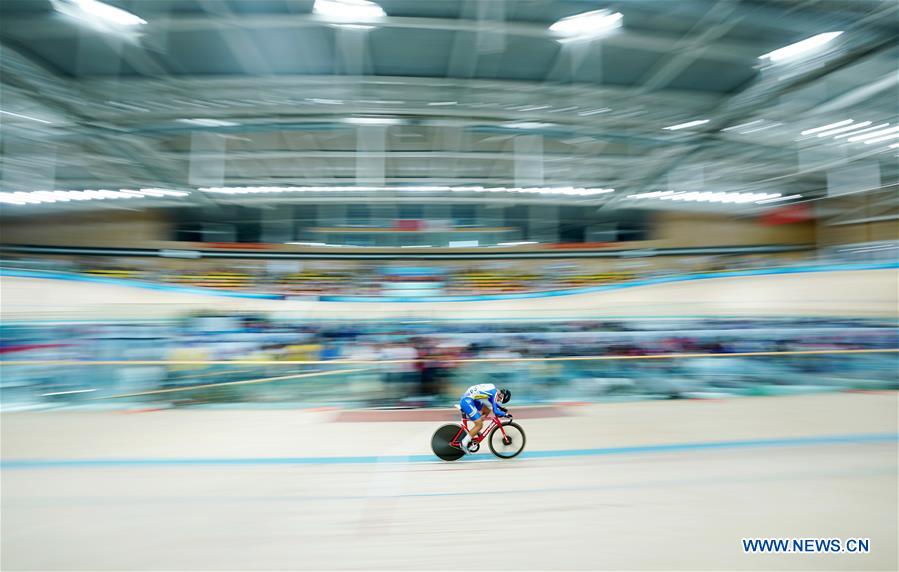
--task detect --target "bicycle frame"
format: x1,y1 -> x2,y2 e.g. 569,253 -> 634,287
449,412 -> 510,448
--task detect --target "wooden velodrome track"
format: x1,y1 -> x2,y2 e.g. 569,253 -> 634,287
1,267 -> 896,320
2,393 -> 897,570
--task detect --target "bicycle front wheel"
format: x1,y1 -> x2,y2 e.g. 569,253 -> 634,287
488,421 -> 526,459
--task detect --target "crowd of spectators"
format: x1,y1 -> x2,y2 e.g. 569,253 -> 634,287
1,252 -> 818,297
4,315 -> 895,409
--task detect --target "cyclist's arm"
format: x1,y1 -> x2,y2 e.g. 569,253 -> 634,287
489,393 -> 506,416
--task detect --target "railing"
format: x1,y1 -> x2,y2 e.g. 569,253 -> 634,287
2,349 -> 896,410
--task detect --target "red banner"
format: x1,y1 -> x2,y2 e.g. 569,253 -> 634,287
545,242 -> 616,249
760,204 -> 813,226
393,219 -> 424,231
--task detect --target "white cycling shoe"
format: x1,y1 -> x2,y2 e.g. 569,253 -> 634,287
459,435 -> 479,454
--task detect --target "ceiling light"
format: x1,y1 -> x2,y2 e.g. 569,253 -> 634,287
889,142 -> 899,149
428,101 -> 457,106
739,122 -> 782,134
505,121 -> 553,129
549,10 -> 623,42
756,194 -> 802,204
578,108 -> 611,116
313,0 -> 385,23
663,119 -> 709,131
0,188 -> 187,205
816,121 -> 872,137
139,188 -> 189,197
721,120 -> 764,132
0,109 -> 53,124
307,98 -> 344,105
847,125 -> 899,142
498,241 -> 538,246
52,0 -> 146,27
833,123 -> 889,139
200,186 -> 613,196
627,191 -> 782,204
759,31 -> 843,63
862,132 -> 899,145
176,118 -> 239,127
800,119 -> 855,136
344,116 -> 403,125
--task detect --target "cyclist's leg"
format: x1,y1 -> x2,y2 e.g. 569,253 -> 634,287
459,398 -> 482,449
471,404 -> 491,437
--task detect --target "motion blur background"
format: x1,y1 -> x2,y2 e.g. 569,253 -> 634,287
0,0 -> 897,570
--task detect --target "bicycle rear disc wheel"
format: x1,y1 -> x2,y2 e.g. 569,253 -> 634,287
431,424 -> 465,461
488,421 -> 526,459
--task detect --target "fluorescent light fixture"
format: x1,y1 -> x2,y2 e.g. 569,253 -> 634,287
722,119 -> 782,135
313,0 -> 385,23
800,119 -> 854,136
816,121 -> 871,137
518,105 -> 551,112
0,109 -> 53,124
627,191 -> 782,204
722,120 -> 764,132
759,31 -> 843,63
847,125 -> 899,142
52,0 -> 146,26
139,188 -> 189,197
756,194 -> 802,204
287,242 -> 327,246
577,108 -> 611,116
739,122 -> 782,134
549,10 -> 623,42
307,98 -> 344,105
428,101 -> 457,106
344,116 -> 403,125
497,241 -> 538,246
833,123 -> 889,139
200,186 -> 614,196
505,121 -> 553,129
42,389 -> 96,396
0,188 -> 187,205
176,118 -> 239,127
863,132 -> 899,145
395,186 -> 452,192
889,142 -> 899,149
448,240 -> 479,248
663,119 -> 709,131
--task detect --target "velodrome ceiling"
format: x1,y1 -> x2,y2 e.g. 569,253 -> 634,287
0,0 -> 897,216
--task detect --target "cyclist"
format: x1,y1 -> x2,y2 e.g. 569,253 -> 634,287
458,383 -> 511,453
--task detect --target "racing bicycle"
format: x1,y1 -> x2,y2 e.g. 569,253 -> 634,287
430,409 -> 526,461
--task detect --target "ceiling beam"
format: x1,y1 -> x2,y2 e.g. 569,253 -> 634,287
2,13 -> 764,63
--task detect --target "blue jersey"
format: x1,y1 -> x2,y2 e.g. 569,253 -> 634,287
460,383 -> 505,418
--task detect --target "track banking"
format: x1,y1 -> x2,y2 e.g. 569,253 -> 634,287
742,538 -> 870,554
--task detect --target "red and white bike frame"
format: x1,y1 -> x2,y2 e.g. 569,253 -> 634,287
449,412 -> 512,448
